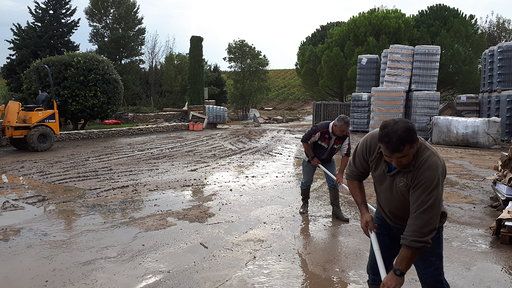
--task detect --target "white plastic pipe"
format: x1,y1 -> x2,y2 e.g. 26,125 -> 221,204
366,204 -> 387,280
318,163 -> 387,281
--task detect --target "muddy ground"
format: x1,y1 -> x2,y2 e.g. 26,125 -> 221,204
0,122 -> 511,288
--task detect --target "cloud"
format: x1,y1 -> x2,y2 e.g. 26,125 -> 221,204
1,0 -> 511,69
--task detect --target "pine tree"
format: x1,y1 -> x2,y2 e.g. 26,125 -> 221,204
1,0 -> 80,93
85,0 -> 146,65
29,0 -> 80,56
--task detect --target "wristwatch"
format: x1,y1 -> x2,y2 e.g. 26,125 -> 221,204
392,267 -> 406,278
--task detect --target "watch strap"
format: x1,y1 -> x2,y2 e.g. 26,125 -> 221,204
392,267 -> 406,278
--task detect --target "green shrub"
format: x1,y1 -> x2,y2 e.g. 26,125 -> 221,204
23,52 -> 123,129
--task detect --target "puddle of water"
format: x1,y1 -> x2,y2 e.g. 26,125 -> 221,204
134,274 -> 163,288
229,255 -> 304,287
138,189 -> 194,216
0,200 -> 44,226
0,226 -> 21,242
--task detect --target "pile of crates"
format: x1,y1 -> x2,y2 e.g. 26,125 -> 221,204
480,42 -> 512,140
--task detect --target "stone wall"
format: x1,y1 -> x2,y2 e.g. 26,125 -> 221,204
1,123 -> 188,147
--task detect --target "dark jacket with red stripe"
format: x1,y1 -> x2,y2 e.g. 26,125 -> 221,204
301,121 -> 351,164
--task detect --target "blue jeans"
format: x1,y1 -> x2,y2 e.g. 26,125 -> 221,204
300,159 -> 338,190
367,210 -> 450,288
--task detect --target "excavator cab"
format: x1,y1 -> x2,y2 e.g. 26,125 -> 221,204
0,65 -> 60,151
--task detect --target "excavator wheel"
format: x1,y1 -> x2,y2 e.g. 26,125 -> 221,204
9,138 -> 29,150
26,126 -> 55,152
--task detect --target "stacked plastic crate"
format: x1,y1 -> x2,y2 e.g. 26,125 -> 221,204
480,42 -> 512,140
369,87 -> 407,131
379,49 -> 389,86
356,55 -> 380,93
493,43 -> 512,91
479,93 -> 490,118
406,45 -> 441,138
405,91 -> 441,139
367,45 -> 412,131
410,45 -> 441,91
205,105 -> 228,124
481,49 -> 489,93
488,47 -> 496,92
349,93 -> 371,132
496,43 -> 512,140
383,45 -> 414,89
499,91 -> 512,140
455,94 -> 480,117
352,55 -> 379,132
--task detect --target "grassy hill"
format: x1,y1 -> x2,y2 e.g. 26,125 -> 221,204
263,69 -> 312,103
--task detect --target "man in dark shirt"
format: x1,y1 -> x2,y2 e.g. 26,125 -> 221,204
300,115 -> 351,222
345,118 -> 449,288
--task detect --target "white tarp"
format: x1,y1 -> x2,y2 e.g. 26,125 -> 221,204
431,116 -> 501,148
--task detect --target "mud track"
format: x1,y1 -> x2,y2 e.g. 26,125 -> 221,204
1,123 -> 511,287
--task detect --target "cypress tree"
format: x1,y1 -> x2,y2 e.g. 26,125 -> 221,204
187,35 -> 204,105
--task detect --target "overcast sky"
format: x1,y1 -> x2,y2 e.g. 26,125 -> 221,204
1,0 -> 511,70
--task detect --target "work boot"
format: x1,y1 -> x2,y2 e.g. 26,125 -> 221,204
329,188 -> 349,222
299,188 -> 310,215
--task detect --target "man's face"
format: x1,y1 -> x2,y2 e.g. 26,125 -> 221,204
380,143 -> 418,170
332,124 -> 349,137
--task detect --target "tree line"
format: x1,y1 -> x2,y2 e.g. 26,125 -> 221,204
3,1 -> 509,127
296,4 -> 512,101
1,0 -> 270,125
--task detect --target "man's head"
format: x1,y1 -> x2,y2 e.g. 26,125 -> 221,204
378,118 -> 419,169
332,115 -> 350,137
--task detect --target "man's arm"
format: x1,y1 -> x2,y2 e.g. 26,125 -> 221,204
303,142 -> 320,165
393,246 -> 418,272
347,179 -> 373,236
336,156 -> 349,183
380,246 -> 419,288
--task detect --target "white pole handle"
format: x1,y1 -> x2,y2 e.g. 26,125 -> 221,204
370,231 -> 387,280
318,163 -> 387,280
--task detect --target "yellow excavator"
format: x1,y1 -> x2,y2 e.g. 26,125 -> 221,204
0,65 -> 60,151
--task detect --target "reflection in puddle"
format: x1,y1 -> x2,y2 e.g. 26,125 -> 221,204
124,187 -> 216,232
298,215 -> 351,288
0,226 -> 21,242
231,254 -> 302,287
134,274 -> 163,288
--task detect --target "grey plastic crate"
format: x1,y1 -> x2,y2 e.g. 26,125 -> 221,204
487,46 -> 496,92
313,101 -> 351,125
499,91 -> 512,140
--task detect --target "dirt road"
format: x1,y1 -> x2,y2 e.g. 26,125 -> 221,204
1,123 -> 511,287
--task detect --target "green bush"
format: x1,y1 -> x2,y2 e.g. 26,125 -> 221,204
23,52 -> 123,129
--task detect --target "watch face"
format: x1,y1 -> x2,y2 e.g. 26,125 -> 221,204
393,268 -> 405,277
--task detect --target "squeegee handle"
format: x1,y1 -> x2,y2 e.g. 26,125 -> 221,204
318,163 -> 387,280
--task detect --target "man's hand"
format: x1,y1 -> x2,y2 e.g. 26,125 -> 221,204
336,171 -> 344,184
360,210 -> 375,237
380,272 -> 405,288
310,157 -> 321,166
